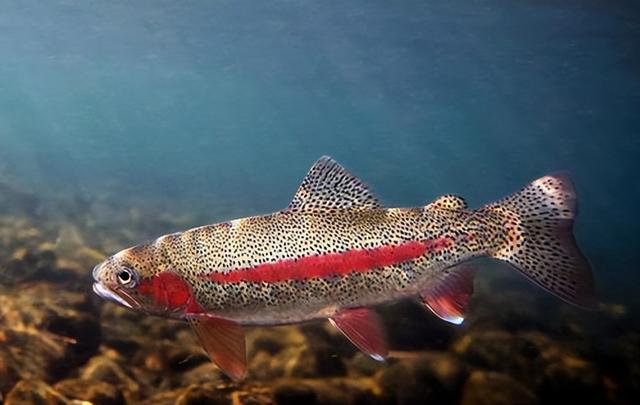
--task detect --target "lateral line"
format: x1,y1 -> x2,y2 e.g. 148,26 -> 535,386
205,237 -> 453,284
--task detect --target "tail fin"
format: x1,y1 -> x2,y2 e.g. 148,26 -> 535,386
485,173 -> 597,308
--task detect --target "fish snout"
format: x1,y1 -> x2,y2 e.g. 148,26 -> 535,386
92,263 -> 102,281
92,281 -> 134,309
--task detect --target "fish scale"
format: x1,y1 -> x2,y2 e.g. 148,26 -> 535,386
92,156 -> 597,381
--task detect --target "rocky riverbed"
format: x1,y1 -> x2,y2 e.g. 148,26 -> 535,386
0,205 -> 638,404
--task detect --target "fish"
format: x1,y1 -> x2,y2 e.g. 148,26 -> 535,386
92,156 -> 597,381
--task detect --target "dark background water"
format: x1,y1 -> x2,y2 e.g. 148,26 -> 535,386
0,0 -> 638,309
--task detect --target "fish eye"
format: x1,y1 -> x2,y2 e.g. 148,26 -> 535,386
116,267 -> 137,287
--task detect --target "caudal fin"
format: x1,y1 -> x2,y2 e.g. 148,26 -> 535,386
485,173 -> 597,308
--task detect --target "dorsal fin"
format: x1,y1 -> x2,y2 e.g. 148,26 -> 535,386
426,195 -> 468,211
287,156 -> 382,211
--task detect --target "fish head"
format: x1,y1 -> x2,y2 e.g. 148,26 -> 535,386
92,243 -> 167,314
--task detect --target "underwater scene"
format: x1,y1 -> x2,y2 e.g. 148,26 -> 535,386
1,0 -> 639,404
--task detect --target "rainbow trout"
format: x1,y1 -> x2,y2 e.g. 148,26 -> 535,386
92,156 -> 596,380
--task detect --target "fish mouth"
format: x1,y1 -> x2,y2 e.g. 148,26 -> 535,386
92,282 -> 138,310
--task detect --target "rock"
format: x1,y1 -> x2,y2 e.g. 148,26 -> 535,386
453,329 -> 558,382
99,304 -> 152,353
77,350 -> 173,402
250,345 -> 318,380
100,303 -> 193,346
54,223 -> 107,279
462,265 -> 550,333
175,383 -> 230,405
133,340 -> 208,374
249,350 -> 284,380
1,244 -> 56,285
0,283 -> 100,386
179,362 -> 224,386
299,323 -> 355,357
0,217 -> 59,283
380,301 -> 456,350
4,380 -> 69,405
79,354 -> 141,397
99,300 -> 202,376
139,389 -> 182,405
0,217 -> 42,252
598,332 -> 640,403
246,325 -> 348,380
247,326 -> 308,358
288,345 -> 347,378
460,371 -> 537,405
273,383 -> 317,404
377,351 -> 468,405
274,378 -> 378,405
348,352 -> 386,376
231,385 -> 273,405
54,378 -> 124,405
537,354 -> 604,405
454,329 -> 607,403
453,329 -> 531,376
0,349 -> 19,393
142,384 -> 271,405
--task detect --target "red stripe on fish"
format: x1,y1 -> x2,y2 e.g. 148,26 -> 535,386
207,237 -> 453,284
138,272 -> 204,313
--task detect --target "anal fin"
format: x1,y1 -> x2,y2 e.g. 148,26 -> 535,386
421,264 -> 476,325
330,307 -> 388,361
187,316 -> 247,381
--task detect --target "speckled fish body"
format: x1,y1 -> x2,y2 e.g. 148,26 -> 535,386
92,156 -> 596,380
114,205 -> 486,324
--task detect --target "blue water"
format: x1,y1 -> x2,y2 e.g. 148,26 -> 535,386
0,1 -> 639,307
1,1 -> 640,403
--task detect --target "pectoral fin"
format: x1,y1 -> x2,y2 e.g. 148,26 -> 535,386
330,307 -> 388,361
187,316 -> 247,381
421,264 -> 476,325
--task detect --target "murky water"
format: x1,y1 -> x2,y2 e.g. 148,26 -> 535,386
0,1 -> 638,403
